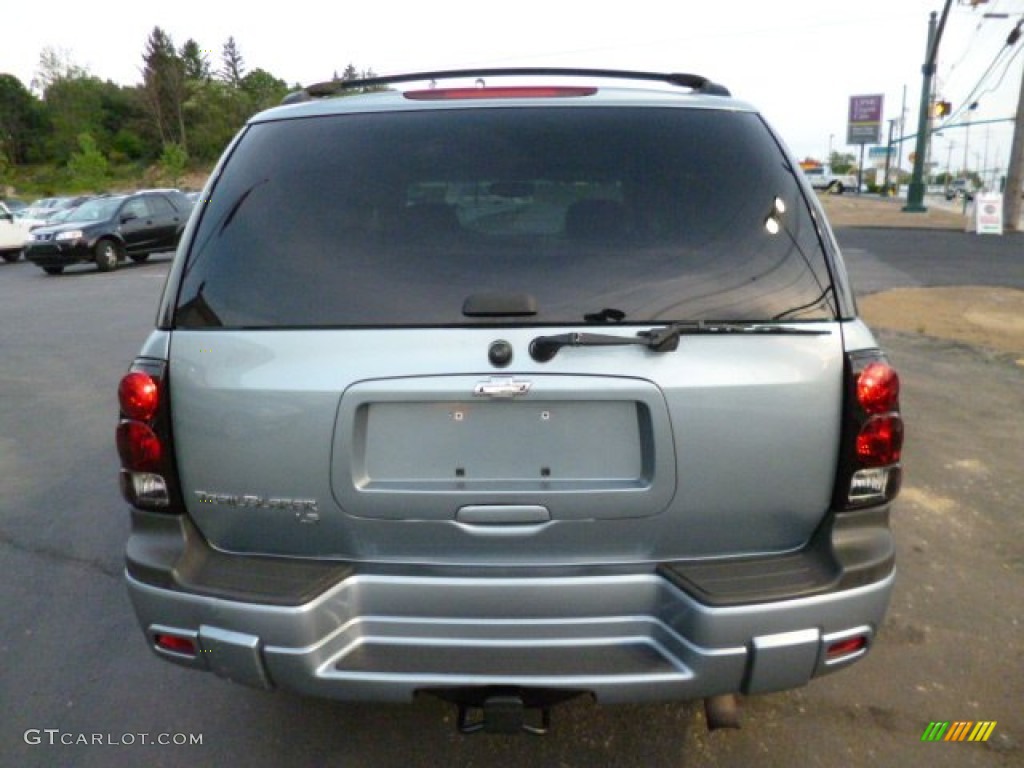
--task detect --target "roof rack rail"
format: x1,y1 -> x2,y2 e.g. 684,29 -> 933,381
282,67 -> 731,105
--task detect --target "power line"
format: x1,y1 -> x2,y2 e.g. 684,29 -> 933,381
944,1 -> 1008,75
977,31 -> 1024,98
939,15 -> 1023,125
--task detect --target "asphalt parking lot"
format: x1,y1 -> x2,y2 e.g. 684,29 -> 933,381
0,220 -> 1021,766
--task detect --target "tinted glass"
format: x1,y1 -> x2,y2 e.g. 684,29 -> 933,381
176,107 -> 834,328
122,198 -> 150,219
69,198 -> 124,222
149,195 -> 176,215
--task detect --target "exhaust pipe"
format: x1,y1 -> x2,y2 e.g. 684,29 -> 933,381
704,694 -> 741,731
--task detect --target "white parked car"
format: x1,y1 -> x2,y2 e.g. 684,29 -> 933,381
0,202 -> 32,262
802,165 -> 859,194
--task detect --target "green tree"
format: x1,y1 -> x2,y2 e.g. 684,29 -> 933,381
183,79 -> 241,163
336,63 -> 385,94
159,142 -> 188,186
98,83 -> 151,162
142,26 -> 188,151
829,151 -> 857,174
67,132 -> 109,190
220,37 -> 246,88
31,46 -> 88,94
241,68 -> 288,111
43,76 -> 107,164
209,37 -> 251,131
0,74 -> 46,164
109,127 -> 148,163
180,39 -> 212,82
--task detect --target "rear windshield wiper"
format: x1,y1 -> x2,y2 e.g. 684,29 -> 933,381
529,322 -> 831,362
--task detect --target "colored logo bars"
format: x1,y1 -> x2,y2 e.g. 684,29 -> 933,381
921,721 -> 997,742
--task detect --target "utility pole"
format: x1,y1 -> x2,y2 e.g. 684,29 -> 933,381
962,102 -> 978,180
882,119 -> 897,195
1004,54 -> 1024,230
898,85 -> 907,184
946,141 -> 955,187
904,1 -> 953,213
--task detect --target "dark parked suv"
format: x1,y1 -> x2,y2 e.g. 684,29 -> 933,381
119,69 -> 903,734
26,189 -> 192,274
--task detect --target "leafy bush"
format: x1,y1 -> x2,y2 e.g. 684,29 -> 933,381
159,142 -> 188,186
67,132 -> 109,191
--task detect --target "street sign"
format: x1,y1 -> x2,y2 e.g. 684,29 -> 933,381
868,147 -> 893,159
847,94 -> 884,145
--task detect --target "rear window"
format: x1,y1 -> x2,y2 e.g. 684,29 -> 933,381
175,106 -> 835,328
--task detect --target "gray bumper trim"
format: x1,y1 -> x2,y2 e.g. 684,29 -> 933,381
127,569 -> 893,703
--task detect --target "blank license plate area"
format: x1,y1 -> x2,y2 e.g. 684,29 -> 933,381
359,400 -> 644,485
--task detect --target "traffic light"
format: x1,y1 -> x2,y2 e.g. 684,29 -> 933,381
933,100 -> 952,118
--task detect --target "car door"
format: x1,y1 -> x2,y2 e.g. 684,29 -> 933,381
0,204 -> 28,250
145,193 -> 186,252
118,197 -> 156,255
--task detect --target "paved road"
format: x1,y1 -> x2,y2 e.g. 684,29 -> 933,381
0,241 -> 1020,767
837,227 -> 1024,296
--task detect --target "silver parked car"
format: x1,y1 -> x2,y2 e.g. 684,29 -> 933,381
119,68 -> 903,734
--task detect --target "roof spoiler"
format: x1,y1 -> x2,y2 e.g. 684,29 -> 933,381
282,67 -> 731,105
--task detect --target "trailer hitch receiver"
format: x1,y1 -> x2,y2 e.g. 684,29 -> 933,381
426,686 -> 586,735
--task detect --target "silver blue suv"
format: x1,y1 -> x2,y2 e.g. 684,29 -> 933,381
118,69 -> 903,734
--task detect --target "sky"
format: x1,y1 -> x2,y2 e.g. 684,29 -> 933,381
4,0 -> 1024,178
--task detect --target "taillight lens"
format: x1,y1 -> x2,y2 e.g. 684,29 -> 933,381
116,421 -> 162,471
856,416 -> 903,466
857,362 -> 899,414
118,360 -> 177,511
836,352 -> 904,509
119,371 -> 159,421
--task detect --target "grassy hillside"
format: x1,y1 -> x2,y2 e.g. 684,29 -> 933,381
2,163 -> 211,200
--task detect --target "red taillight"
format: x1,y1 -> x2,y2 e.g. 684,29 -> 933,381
857,362 -> 899,414
404,86 -> 597,100
119,371 -> 159,421
118,361 -> 175,511
851,415 -> 901,468
836,352 -> 904,509
856,416 -> 903,467
117,421 -> 163,471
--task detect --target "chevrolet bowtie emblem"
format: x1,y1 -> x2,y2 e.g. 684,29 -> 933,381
473,377 -> 533,398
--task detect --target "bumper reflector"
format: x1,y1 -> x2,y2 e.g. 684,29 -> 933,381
154,633 -> 197,657
826,635 -> 868,660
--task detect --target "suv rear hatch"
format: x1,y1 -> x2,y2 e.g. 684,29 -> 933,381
164,97 -> 846,565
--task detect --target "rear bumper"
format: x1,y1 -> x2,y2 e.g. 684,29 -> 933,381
125,509 -> 895,703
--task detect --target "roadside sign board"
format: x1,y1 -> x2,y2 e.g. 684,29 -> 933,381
848,94 -> 884,145
973,193 -> 1004,235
